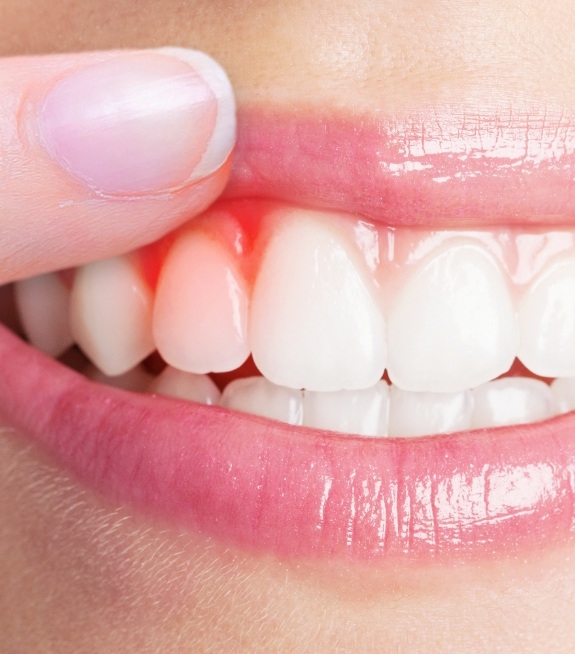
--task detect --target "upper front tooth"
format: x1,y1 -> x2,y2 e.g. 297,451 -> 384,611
14,272 -> 74,357
70,255 -> 155,376
518,257 -> 575,378
153,230 -> 250,374
250,211 -> 386,391
386,242 -> 517,393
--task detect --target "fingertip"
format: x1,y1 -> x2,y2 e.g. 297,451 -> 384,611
37,49 -> 236,197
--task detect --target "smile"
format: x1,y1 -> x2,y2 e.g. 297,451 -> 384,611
2,102 -> 575,564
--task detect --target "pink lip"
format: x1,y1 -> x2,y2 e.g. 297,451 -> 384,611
3,106 -> 575,565
226,105 -> 575,226
1,324 -> 575,563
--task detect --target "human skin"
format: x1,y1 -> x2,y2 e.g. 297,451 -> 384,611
1,1 -> 575,652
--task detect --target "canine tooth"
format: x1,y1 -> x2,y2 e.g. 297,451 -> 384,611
472,377 -> 553,428
303,382 -> 390,436
70,256 -> 155,376
148,365 -> 221,405
388,387 -> 473,437
220,377 -> 303,425
250,212 -> 386,391
518,258 -> 575,377
551,377 -> 575,414
14,273 -> 73,357
387,242 -> 517,393
153,231 -> 250,374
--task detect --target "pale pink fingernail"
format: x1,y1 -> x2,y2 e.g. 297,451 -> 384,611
38,48 -> 235,196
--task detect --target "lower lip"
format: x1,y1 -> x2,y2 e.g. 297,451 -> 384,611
1,324 -> 574,563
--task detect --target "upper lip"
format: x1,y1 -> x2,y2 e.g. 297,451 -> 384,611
225,104 -> 575,227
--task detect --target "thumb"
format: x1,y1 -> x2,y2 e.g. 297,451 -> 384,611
0,48 -> 235,284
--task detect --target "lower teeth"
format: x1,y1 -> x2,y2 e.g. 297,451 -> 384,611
86,362 -> 567,438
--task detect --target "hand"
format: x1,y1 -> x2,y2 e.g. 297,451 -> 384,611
0,48 -> 235,285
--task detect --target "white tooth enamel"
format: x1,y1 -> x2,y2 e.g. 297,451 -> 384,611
148,366 -> 221,405
388,387 -> 473,437
14,273 -> 73,357
153,231 -> 250,374
250,212 -> 386,391
84,364 -> 153,392
303,381 -> 390,436
551,377 -> 575,414
518,257 -> 575,377
220,377 -> 303,425
387,242 -> 517,393
472,377 -> 553,428
70,256 -> 155,376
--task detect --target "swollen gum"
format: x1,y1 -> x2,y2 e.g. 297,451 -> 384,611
136,198 -> 575,306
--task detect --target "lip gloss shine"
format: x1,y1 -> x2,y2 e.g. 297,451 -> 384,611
227,104 -> 575,227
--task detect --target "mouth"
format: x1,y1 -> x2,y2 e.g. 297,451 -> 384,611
2,102 -> 575,564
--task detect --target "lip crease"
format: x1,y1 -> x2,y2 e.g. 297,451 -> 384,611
2,105 -> 575,565
226,105 -> 575,226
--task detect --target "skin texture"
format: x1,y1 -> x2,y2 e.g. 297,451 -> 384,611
1,0 -> 575,651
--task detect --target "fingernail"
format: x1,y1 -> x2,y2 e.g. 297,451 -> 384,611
38,48 -> 235,196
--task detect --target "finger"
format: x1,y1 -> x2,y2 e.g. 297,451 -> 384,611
0,48 -> 235,284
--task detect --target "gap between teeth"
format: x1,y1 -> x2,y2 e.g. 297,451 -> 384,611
13,201 -> 575,437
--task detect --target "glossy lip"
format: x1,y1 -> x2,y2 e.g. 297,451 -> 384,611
1,324 -> 575,563
226,105 -> 575,226
3,106 -> 575,564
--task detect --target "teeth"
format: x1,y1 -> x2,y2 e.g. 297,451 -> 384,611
551,377 -> 575,414
388,387 -> 473,437
472,377 -> 553,428
303,382 -> 390,436
70,256 -> 155,376
22,200 -> 575,435
387,243 -> 517,393
518,258 -> 575,377
250,211 -> 386,391
14,273 -> 74,357
219,375 -> 563,436
148,365 -> 221,405
220,377 -> 304,425
153,230 -> 250,374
